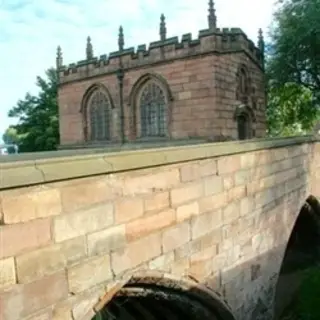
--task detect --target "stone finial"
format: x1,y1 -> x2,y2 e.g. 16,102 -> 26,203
86,36 -> 93,60
56,45 -> 63,69
118,26 -> 124,51
258,28 -> 265,54
208,0 -> 217,30
160,14 -> 167,41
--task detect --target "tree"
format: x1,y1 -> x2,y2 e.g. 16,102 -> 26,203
2,126 -> 20,145
267,82 -> 319,136
267,0 -> 320,91
6,68 -> 60,152
266,0 -> 320,135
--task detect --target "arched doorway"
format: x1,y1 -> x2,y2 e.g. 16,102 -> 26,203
237,113 -> 250,140
234,105 -> 255,140
92,274 -> 236,320
274,196 -> 320,318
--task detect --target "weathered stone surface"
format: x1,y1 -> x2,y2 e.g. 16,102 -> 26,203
192,211 -> 221,239
60,178 -> 114,213
114,197 -> 144,223
176,201 -> 199,222
144,192 -> 170,212
162,222 -> 190,252
170,183 -> 203,206
126,208 -> 175,241
68,255 -> 112,294
2,187 -> 61,224
16,237 -> 87,283
0,257 -> 16,288
0,137 -> 318,320
0,271 -> 68,320
111,233 -> 162,275
0,218 -> 52,259
87,224 -> 126,256
53,203 -> 114,242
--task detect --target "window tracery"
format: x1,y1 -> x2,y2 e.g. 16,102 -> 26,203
138,81 -> 167,137
86,88 -> 111,141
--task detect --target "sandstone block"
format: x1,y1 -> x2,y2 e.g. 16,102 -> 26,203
189,246 -> 217,279
149,252 -> 174,270
178,91 -> 192,100
53,203 -> 114,242
114,197 -> 144,223
111,233 -> 161,275
240,153 -> 257,168
223,202 -> 240,224
60,178 -> 114,213
192,211 -> 222,239
217,156 -> 241,175
16,237 -> 86,283
0,218 -> 51,259
176,201 -> 199,222
87,224 -> 126,256
22,309 -> 52,320
203,176 -> 223,196
68,255 -> 112,294
2,188 -> 61,224
234,169 -> 252,186
198,192 -> 228,214
223,176 -> 235,191
121,170 -> 180,196
240,196 -> 255,216
0,257 -> 16,288
162,222 -> 190,253
0,271 -> 68,320
72,289 -> 103,320
198,159 -> 217,177
180,163 -> 200,182
170,183 -> 203,206
126,208 -> 175,241
227,185 -> 246,201
144,191 -> 170,212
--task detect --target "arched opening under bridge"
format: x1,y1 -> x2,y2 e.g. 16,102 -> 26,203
92,274 -> 236,320
274,195 -> 320,318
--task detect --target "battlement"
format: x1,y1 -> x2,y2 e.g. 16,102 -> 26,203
57,27 -> 263,84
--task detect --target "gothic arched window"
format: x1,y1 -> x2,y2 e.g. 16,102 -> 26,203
87,88 -> 111,141
239,68 -> 248,95
139,82 -> 167,137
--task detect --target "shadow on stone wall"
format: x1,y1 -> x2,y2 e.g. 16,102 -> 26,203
274,195 -> 320,318
91,195 -> 320,320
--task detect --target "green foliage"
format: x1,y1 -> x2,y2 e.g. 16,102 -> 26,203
267,0 -> 320,90
2,126 -> 20,145
281,267 -> 320,319
266,0 -> 320,136
295,267 -> 320,319
5,68 -> 59,152
267,82 -> 320,137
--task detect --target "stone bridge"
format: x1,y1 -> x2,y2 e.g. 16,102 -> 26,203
0,136 -> 320,320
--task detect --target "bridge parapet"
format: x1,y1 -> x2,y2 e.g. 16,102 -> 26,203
0,136 -> 319,320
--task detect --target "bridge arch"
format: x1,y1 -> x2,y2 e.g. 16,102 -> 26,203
274,195 -> 320,317
92,271 -> 236,320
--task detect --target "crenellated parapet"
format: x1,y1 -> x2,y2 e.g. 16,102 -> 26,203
56,1 -> 265,84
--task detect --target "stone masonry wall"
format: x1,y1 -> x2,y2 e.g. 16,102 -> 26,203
0,138 -> 319,320
58,52 -> 265,146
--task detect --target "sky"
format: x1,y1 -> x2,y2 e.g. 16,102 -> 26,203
0,0 -> 276,138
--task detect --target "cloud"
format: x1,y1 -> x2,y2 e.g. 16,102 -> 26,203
0,0 -> 276,137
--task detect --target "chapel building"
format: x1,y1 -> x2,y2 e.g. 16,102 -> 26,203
56,0 -> 266,149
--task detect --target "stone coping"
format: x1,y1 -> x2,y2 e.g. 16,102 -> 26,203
0,135 -> 318,190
